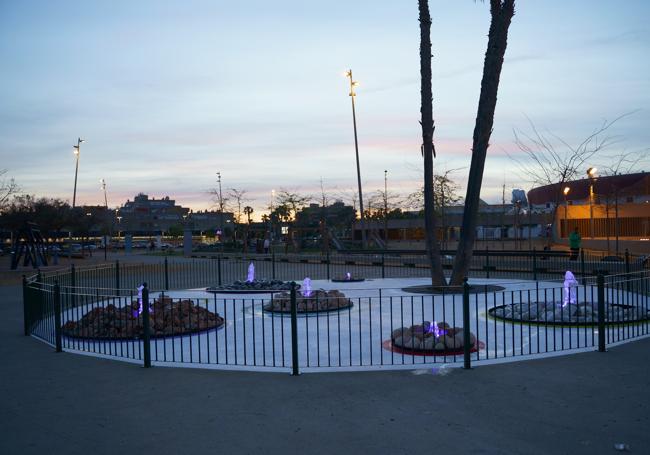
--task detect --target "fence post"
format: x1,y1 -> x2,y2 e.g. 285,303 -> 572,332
272,251 -> 276,280
580,249 -> 586,285
164,257 -> 169,290
290,282 -> 299,376
381,252 -> 386,279
597,273 -> 606,352
326,250 -> 331,280
70,264 -> 76,307
485,247 -> 490,279
22,275 -> 29,336
115,260 -> 120,292
142,284 -> 152,368
532,247 -> 538,281
217,255 -> 222,286
624,249 -> 631,293
54,281 -> 62,353
462,278 -> 471,369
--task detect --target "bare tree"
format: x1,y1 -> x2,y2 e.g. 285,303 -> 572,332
509,114 -> 632,244
449,0 -> 515,286
597,146 -> 650,254
407,170 -> 462,250
0,170 -> 20,213
227,188 -> 250,224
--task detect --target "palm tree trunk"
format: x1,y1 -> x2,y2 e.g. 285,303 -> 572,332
419,0 -> 446,286
450,0 -> 515,285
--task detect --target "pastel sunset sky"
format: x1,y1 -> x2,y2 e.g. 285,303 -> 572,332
1,0 -> 649,218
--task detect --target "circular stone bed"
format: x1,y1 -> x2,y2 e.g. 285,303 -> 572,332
389,321 -> 478,354
488,302 -> 650,325
207,279 -> 298,294
263,289 -> 353,313
62,296 -> 225,340
331,275 -> 365,283
402,284 -> 505,294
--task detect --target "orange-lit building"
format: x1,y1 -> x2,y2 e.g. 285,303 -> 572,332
527,172 -> 650,241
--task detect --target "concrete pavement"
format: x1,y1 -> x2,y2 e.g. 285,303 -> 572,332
1,283 -> 648,454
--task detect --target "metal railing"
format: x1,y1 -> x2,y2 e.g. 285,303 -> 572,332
22,258 -> 650,374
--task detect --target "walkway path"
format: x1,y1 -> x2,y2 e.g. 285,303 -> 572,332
1,282 -> 648,454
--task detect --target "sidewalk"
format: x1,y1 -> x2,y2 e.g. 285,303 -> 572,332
1,283 -> 648,454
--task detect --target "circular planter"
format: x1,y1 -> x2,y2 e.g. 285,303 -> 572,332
387,321 -> 479,355
331,276 -> 365,283
62,296 -> 225,340
207,280 -> 299,294
263,289 -> 353,314
488,302 -> 650,326
402,284 -> 505,294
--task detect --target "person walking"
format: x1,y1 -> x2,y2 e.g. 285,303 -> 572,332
569,227 -> 581,261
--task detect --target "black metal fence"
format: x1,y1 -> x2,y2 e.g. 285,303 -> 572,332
34,248 -> 646,290
23,255 -> 650,374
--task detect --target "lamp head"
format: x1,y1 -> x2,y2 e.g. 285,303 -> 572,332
587,167 -> 597,178
563,186 -> 570,196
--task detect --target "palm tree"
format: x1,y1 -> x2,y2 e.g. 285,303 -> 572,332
419,0 -> 446,286
449,0 -> 516,285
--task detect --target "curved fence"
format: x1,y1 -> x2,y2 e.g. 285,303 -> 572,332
23,255 -> 650,373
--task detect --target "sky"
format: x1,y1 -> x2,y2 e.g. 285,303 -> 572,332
1,0 -> 649,219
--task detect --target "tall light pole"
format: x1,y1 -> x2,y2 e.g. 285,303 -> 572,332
72,138 -> 84,208
100,179 -> 108,208
270,189 -> 275,241
216,172 -> 224,250
587,167 -> 597,239
563,186 -> 570,238
384,170 -> 388,245
346,69 -> 366,248
100,179 -> 109,259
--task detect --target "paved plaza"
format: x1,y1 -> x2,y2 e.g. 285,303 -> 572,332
2,273 -> 649,454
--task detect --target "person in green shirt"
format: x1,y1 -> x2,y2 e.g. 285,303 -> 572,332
569,227 -> 581,260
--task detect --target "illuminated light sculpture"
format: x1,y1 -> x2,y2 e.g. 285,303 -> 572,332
346,272 -> 351,280
302,277 -> 312,297
247,262 -> 255,282
135,283 -> 145,316
563,271 -> 578,307
426,320 -> 446,338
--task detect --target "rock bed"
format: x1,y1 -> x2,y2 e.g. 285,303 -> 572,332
488,302 -> 650,325
263,289 -> 353,313
391,321 -> 477,352
331,276 -> 365,283
62,296 -> 225,340
207,279 -> 298,293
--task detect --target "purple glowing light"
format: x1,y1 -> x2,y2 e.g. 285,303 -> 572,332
346,272 -> 351,280
563,270 -> 578,307
247,262 -> 255,283
302,277 -> 312,297
426,321 -> 445,338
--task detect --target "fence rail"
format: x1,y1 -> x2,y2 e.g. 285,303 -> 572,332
23,255 -> 650,373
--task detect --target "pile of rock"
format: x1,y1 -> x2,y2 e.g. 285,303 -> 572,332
263,289 -> 353,313
391,321 -> 476,352
331,275 -> 365,283
489,302 -> 650,325
62,296 -> 225,340
207,279 -> 297,293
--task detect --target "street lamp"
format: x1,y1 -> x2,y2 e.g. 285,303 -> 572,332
587,167 -> 597,239
384,170 -> 388,245
100,179 -> 109,259
345,69 -> 366,248
72,138 -> 84,208
563,186 -> 570,238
